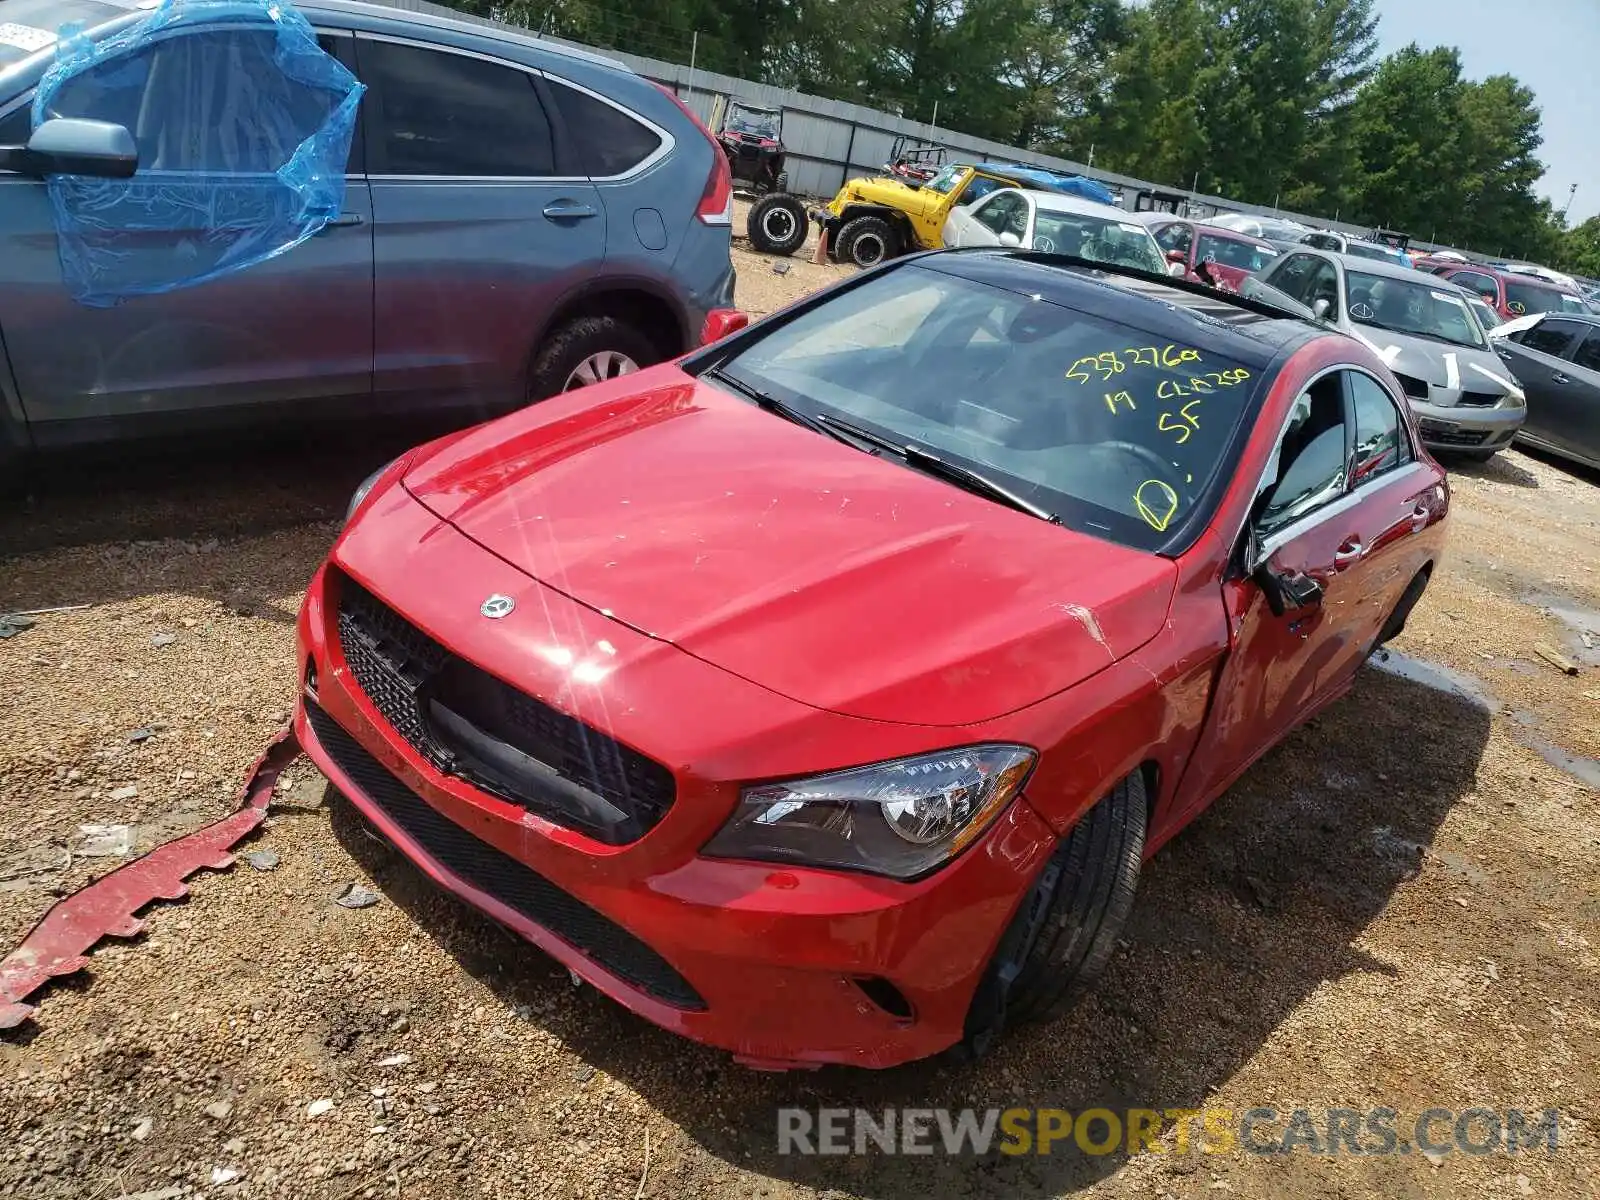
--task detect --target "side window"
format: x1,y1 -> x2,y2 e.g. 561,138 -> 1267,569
1256,373 -> 1348,536
1304,259 -> 1339,310
974,193 -> 1021,235
1266,253 -> 1317,304
45,28 -> 348,172
1303,233 -> 1339,251
956,174 -> 1003,208
1451,272 -> 1500,303
547,79 -> 660,177
1520,318 -> 1582,358
363,40 -> 553,176
1571,333 -> 1600,373
1348,372 -> 1410,485
1154,223 -> 1192,255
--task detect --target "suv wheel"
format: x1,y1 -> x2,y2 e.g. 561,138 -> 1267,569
837,215 -> 899,268
529,316 -> 660,400
747,194 -> 807,256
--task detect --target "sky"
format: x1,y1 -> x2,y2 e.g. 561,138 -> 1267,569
1372,0 -> 1600,225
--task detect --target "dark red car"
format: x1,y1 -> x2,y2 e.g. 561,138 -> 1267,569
1435,265 -> 1588,321
294,250 -> 1449,1069
1141,216 -> 1281,292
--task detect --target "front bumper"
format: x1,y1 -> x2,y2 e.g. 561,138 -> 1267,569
1411,399 -> 1525,453
294,506 -> 1056,1068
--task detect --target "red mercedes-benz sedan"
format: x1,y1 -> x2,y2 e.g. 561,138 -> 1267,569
294,250 -> 1449,1069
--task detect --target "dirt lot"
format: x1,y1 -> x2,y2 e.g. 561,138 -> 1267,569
2,211 -> 1598,1199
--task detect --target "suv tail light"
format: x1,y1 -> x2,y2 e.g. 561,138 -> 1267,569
654,83 -> 732,226
701,308 -> 749,345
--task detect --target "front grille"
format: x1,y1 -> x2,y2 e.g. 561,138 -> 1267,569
335,576 -> 675,846
1455,389 -> 1502,407
305,699 -> 705,1010
1418,421 -> 1489,447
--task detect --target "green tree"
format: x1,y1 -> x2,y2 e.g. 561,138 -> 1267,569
1347,45 -> 1468,233
1085,0 -> 1209,185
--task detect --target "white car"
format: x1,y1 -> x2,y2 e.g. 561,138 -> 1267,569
942,188 -> 1176,275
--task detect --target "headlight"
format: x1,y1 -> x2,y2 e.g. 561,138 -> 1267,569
702,745 -> 1036,880
345,459 -> 397,525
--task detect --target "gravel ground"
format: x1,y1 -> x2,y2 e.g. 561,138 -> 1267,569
1,211 -> 1597,1198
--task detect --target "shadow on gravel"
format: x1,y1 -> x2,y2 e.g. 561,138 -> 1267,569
328,664 -> 1490,1198
0,417 -> 469,559
1440,451 -> 1541,489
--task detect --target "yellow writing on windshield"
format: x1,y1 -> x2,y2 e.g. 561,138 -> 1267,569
1105,390 -> 1136,414
1134,479 -> 1179,532
1066,344 -> 1205,385
1157,398 -> 1204,444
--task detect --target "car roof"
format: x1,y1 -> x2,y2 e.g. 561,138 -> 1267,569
1023,190 -> 1138,220
310,0 -> 630,70
921,249 -> 1323,360
1293,248 -> 1446,283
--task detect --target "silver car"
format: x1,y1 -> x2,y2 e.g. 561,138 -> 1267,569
1250,249 -> 1526,460
942,188 -> 1175,275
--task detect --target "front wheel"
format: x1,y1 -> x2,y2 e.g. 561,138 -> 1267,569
746,193 -> 808,256
528,315 -> 659,401
836,215 -> 900,268
960,771 -> 1147,1058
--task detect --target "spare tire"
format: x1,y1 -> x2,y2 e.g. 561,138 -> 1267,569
747,194 -> 807,256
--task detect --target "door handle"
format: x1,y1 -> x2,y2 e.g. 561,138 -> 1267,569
1332,538 -> 1365,570
1551,372 -> 1571,385
315,213 -> 364,233
542,201 -> 598,220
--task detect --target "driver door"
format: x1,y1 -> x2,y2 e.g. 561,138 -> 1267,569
1170,369 -> 1357,818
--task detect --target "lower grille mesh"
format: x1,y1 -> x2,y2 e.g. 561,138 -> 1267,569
306,699 -> 705,1010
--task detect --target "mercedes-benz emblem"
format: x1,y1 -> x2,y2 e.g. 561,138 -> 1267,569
480,594 -> 515,619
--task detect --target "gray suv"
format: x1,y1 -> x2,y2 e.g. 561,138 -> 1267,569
0,0 -> 735,469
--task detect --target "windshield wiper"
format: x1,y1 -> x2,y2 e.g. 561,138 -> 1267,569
816,414 -> 1059,524
706,368 -> 868,450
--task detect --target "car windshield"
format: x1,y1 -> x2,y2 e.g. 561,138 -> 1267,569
726,105 -> 780,139
1032,212 -> 1166,273
921,164 -> 966,195
1346,270 -> 1485,348
1196,233 -> 1278,271
709,262 -> 1265,553
1503,282 -> 1576,316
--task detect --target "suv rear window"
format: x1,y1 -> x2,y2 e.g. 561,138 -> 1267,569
1505,281 -> 1573,317
548,81 -> 660,177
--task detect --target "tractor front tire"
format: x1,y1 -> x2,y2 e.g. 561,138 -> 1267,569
747,193 -> 808,257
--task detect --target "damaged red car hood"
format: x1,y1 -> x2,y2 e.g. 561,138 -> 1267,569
402,373 -> 1177,726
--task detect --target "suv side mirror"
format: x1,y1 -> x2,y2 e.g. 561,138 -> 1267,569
0,118 -> 138,179
1165,248 -> 1186,264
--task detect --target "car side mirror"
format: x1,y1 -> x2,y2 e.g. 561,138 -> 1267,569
1168,261 -> 1187,278
997,231 -> 1021,248
0,118 -> 139,179
700,308 -> 750,345
1165,248 -> 1186,264
1312,297 -> 1332,318
1253,561 -> 1324,617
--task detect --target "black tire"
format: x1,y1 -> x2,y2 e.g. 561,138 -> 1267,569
836,215 -> 899,268
960,771 -> 1147,1058
1373,567 -> 1431,648
527,315 -> 660,401
747,193 -> 807,256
